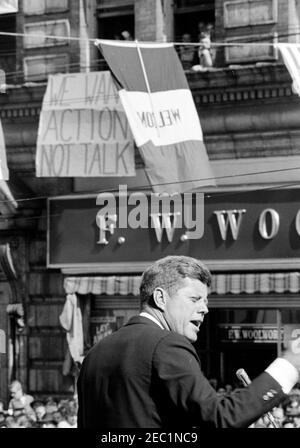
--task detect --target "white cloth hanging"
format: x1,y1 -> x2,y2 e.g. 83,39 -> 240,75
59,293 -> 84,364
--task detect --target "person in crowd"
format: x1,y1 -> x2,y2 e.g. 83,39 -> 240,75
77,255 -> 300,428
57,398 -> 78,428
282,417 -> 295,428
8,380 -> 35,420
41,412 -> 57,428
216,387 -> 226,397
4,415 -> 19,428
193,22 -> 215,71
271,406 -> 285,427
225,384 -> 233,395
208,378 -> 218,390
252,416 -> 268,428
292,413 -> 300,427
285,391 -> 300,417
32,400 -> 46,423
0,410 -> 6,426
53,410 -> 71,428
0,399 -> 7,427
15,414 -> 33,428
120,30 -> 133,41
178,33 -> 196,70
44,397 -> 58,414
66,409 -> 77,428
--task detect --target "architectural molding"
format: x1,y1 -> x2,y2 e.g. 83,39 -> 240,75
0,106 -> 41,119
194,85 -> 293,105
0,86 -> 294,119
0,64 -> 296,120
60,257 -> 300,274
6,130 -> 300,173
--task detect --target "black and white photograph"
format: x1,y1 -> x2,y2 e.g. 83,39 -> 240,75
0,0 -> 300,442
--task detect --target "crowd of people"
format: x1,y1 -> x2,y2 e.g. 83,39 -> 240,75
1,381 -> 299,428
210,379 -> 300,428
0,380 -> 77,428
1,379 -> 300,428
112,23 -> 216,72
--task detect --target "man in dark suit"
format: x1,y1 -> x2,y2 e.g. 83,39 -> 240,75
77,255 -> 300,428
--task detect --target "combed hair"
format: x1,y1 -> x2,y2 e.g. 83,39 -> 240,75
139,255 -> 211,309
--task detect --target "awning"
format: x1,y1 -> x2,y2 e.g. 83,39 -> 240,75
212,272 -> 300,295
64,276 -> 141,296
63,272 -> 300,296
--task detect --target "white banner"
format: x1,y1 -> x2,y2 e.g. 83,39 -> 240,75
275,44 -> 300,96
119,89 -> 203,147
0,120 -> 9,180
97,40 -> 215,193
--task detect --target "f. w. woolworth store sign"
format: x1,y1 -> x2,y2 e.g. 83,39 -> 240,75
48,188 -> 300,272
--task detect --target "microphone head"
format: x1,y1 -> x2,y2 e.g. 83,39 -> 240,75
236,368 -> 245,378
236,368 -> 251,386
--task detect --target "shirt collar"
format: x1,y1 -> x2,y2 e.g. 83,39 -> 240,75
139,312 -> 164,330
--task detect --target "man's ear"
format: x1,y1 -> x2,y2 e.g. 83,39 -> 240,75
152,287 -> 168,311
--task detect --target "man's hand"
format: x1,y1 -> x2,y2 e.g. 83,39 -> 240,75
282,332 -> 300,373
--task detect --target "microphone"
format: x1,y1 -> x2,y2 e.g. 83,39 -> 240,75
236,368 -> 279,428
236,368 -> 251,387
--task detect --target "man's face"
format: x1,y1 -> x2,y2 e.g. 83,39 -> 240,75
163,277 -> 208,342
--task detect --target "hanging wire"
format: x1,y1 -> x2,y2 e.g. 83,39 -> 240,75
1,25 -> 300,81
3,179 -> 300,225
2,164 -> 300,207
1,28 -> 300,48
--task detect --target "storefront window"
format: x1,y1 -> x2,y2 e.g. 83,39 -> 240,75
281,309 -> 300,324
174,0 -> 215,42
89,294 -> 139,348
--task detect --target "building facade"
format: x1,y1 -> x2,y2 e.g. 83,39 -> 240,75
1,0 -> 300,401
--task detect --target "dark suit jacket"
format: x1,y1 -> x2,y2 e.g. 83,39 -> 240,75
77,315 -> 286,428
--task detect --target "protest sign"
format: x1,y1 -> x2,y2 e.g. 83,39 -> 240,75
36,71 -> 135,177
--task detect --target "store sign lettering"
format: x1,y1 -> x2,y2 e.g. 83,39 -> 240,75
90,316 -> 117,345
214,208 -> 282,241
95,199 -> 300,245
213,209 -> 246,240
220,325 -> 284,343
95,186 -> 204,245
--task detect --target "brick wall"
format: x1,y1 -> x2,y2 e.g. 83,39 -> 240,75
27,235 -> 74,398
